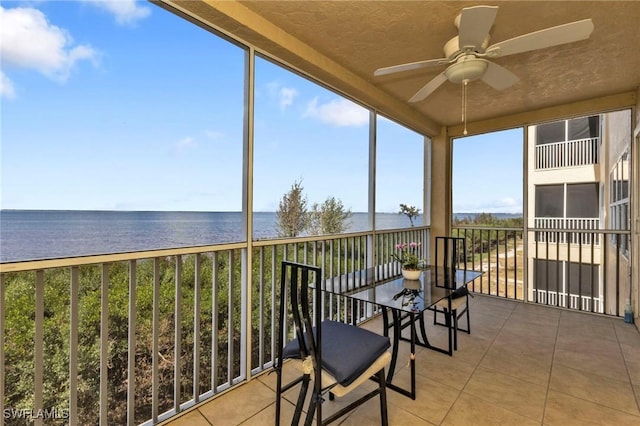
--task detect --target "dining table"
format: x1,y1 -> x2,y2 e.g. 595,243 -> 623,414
320,265 -> 483,399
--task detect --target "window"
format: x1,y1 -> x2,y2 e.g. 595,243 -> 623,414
609,150 -> 630,254
536,115 -> 600,145
535,183 -> 598,218
536,121 -> 565,145
375,115 -> 425,229
253,56 -> 370,237
567,116 -> 600,140
535,185 -> 563,217
452,128 -> 523,219
534,259 -> 600,305
534,259 -> 561,292
566,183 -> 599,217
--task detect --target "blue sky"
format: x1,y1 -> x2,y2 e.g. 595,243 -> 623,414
453,128 -> 523,214
1,0 -> 522,214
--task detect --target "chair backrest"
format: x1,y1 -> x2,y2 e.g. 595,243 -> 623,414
435,236 -> 466,270
276,261 -> 323,377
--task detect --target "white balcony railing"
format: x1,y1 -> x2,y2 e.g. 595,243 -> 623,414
535,137 -> 600,169
534,217 -> 600,245
532,289 -> 603,313
0,226 -> 428,426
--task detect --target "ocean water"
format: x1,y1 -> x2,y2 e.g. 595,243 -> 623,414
0,210 -> 417,262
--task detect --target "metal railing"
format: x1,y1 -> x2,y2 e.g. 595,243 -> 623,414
452,225 -> 630,317
452,226 -> 524,300
535,137 -> 600,169
0,226 -> 428,426
531,289 -> 603,312
533,217 -> 600,245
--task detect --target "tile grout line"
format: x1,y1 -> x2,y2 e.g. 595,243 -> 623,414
437,297 -> 519,425
540,306 -> 563,425
613,319 -> 640,414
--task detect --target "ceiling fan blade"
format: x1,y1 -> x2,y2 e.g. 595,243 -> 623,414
409,72 -> 448,103
486,19 -> 594,57
481,61 -> 520,91
458,5 -> 499,51
374,58 -> 448,77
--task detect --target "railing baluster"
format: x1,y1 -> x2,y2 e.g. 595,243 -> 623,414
127,261 -> 136,426
174,255 -> 182,412
590,234 -> 596,313
0,274 -> 4,426
152,258 -> 159,423
258,248 -> 264,369
193,254 -> 201,403
615,234 -> 621,316
34,270 -> 44,426
69,267 -> 79,426
270,246 -> 276,368
100,264 -> 109,425
226,251 -> 233,384
212,252 -> 219,392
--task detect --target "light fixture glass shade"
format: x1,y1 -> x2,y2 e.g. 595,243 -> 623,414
445,59 -> 488,84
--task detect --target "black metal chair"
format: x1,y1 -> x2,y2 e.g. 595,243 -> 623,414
274,261 -> 391,426
432,236 -> 471,351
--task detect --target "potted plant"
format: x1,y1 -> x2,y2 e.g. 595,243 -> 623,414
391,241 -> 425,279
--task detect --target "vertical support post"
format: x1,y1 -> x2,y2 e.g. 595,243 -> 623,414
242,45 -> 255,383
367,110 -> 377,272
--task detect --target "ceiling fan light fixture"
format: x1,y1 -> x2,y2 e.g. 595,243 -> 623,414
444,58 -> 488,84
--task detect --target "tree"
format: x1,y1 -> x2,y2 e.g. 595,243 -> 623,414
276,180 -> 308,237
307,196 -> 352,235
399,203 -> 421,227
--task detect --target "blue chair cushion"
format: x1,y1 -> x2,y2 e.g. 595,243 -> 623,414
283,320 -> 390,387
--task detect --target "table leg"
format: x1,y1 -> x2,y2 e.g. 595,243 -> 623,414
382,308 -> 416,400
382,307 -> 399,384
409,313 -> 417,399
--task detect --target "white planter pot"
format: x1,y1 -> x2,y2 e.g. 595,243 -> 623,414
401,269 -> 421,280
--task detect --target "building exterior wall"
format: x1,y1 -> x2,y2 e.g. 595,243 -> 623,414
527,115 -> 604,308
600,110 -> 632,316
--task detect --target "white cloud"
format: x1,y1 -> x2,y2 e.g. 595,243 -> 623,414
175,137 -> 197,153
83,0 -> 151,25
0,71 -> 15,99
455,197 -> 522,214
265,81 -> 298,111
304,97 -> 369,127
279,87 -> 297,110
0,6 -> 99,86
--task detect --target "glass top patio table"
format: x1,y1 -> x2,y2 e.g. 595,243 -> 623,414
319,265 -> 483,399
322,266 -> 483,313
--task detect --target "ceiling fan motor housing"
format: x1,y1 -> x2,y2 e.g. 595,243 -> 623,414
444,35 -> 490,59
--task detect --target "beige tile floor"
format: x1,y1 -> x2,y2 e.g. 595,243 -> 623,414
164,295 -> 640,425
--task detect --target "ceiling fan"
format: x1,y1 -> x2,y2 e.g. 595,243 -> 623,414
374,5 -> 594,103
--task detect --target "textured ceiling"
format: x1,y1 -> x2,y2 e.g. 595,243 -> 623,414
167,1 -> 640,134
